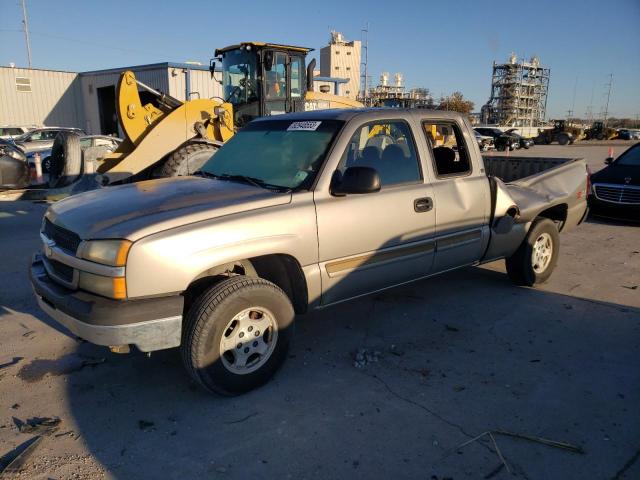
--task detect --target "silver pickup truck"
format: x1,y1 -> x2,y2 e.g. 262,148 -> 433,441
30,109 -> 589,395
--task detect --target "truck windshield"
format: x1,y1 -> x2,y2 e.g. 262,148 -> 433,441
221,49 -> 258,106
199,119 -> 344,190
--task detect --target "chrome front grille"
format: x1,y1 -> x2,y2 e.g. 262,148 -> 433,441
43,218 -> 81,254
593,184 -> 640,205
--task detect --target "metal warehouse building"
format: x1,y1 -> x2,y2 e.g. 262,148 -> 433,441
0,63 -> 223,136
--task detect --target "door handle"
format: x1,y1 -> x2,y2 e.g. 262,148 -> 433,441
414,197 -> 433,212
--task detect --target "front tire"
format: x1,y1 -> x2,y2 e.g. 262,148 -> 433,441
505,218 -> 560,286
181,276 -> 295,396
558,134 -> 570,145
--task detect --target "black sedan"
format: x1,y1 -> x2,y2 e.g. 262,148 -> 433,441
474,127 -> 520,151
589,143 -> 640,220
505,129 -> 535,149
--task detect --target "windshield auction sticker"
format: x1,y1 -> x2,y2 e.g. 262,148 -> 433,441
287,121 -> 322,131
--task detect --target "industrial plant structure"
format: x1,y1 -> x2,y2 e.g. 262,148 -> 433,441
365,72 -> 432,107
481,54 -> 550,127
319,31 -> 361,100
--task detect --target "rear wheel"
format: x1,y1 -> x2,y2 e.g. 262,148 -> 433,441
159,142 -> 217,177
505,218 -> 559,286
181,276 -> 295,395
558,134 -> 570,145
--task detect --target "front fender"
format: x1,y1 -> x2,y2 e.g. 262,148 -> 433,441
124,197 -> 318,298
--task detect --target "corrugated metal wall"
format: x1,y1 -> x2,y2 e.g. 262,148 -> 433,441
167,67 -> 223,101
0,67 -> 83,127
1,64 -> 224,135
80,67 -> 170,135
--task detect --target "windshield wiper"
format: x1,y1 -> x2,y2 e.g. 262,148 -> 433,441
192,171 -> 218,179
194,171 -> 291,193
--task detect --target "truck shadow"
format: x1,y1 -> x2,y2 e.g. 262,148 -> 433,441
58,264 -> 639,479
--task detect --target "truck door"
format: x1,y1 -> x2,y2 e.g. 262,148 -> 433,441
314,119 -> 436,305
420,120 -> 490,272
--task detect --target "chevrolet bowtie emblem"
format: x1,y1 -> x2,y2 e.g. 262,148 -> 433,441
624,177 -> 632,184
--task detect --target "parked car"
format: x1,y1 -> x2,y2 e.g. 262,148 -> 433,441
505,129 -> 535,149
26,135 -> 122,174
11,127 -> 85,153
617,129 -> 640,140
474,127 -> 520,151
589,142 -> 640,220
474,131 -> 495,151
0,139 -> 29,189
30,109 -> 588,395
0,125 -> 36,140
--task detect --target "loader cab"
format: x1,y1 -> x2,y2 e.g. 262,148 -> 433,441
215,42 -> 311,128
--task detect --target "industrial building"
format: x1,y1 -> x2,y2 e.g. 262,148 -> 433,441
365,71 -> 432,106
480,54 -> 550,127
0,63 -> 222,136
319,31 -> 361,100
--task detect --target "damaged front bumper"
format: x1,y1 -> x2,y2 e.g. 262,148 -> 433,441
30,255 -> 183,352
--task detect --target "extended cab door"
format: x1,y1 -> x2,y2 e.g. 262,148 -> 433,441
314,117 -> 436,305
419,118 -> 490,272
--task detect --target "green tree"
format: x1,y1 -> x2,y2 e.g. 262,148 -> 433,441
438,91 -> 475,114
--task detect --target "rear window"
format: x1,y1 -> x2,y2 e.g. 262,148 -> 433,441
201,119 -> 344,190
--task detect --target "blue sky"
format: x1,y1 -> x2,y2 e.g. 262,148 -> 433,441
1,0 -> 639,118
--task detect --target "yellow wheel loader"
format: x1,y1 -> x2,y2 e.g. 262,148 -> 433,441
97,42 -> 362,184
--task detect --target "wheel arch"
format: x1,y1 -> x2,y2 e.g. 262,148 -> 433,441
183,253 -> 309,316
535,203 -> 568,231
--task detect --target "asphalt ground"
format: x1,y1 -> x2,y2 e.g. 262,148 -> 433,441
0,143 -> 638,479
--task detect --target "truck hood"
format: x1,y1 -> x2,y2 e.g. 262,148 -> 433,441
46,176 -> 292,241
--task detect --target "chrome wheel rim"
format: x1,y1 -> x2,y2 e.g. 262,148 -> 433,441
219,307 -> 278,375
532,232 -> 553,274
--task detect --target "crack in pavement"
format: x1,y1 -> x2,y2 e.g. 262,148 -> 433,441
368,372 -> 475,439
610,447 -> 640,480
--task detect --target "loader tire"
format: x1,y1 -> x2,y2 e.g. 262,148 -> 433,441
505,218 -> 559,287
558,134 -> 570,145
596,132 -> 604,140
159,143 -> 218,177
49,132 -> 82,188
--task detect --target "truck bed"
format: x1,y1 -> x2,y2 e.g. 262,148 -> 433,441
482,155 -> 578,182
483,154 -> 588,227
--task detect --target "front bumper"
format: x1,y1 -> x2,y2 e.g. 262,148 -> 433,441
588,196 -> 640,222
30,255 -> 184,352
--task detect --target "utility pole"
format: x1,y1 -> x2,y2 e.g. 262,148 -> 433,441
360,22 -> 369,104
20,0 -> 32,67
569,75 -> 578,122
603,73 -> 613,127
585,81 -> 595,122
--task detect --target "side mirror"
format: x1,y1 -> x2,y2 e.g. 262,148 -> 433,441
605,157 -> 614,165
332,167 -> 381,196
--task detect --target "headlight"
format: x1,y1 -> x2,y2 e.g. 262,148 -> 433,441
81,240 -> 132,267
